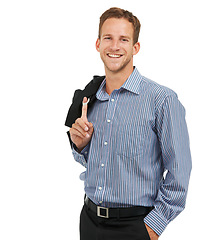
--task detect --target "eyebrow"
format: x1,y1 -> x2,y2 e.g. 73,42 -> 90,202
102,34 -> 131,39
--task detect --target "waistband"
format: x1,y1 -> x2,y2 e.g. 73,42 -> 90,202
84,196 -> 153,219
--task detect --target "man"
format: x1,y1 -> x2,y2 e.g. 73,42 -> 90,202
66,7 -> 192,240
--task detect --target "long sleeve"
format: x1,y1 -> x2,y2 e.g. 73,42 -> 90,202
72,143 -> 90,168
67,129 -> 90,168
144,95 -> 192,236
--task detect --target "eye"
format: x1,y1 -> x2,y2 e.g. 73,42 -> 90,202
122,38 -> 129,42
104,37 -> 111,40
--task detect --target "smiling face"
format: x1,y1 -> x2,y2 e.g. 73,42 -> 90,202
96,18 -> 140,74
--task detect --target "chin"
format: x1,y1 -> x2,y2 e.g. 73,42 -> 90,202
102,55 -> 132,74
105,61 -> 131,73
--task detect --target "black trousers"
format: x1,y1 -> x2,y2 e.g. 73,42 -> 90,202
80,203 -> 151,240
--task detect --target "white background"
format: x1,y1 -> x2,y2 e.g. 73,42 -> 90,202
0,0 -> 204,239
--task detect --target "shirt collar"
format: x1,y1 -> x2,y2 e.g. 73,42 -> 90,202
96,67 -> 142,101
96,78 -> 108,101
121,67 -> 142,95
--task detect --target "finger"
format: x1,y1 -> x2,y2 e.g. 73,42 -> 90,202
81,97 -> 89,121
87,122 -> 94,135
70,124 -> 90,138
72,122 -> 88,137
69,128 -> 84,139
75,118 -> 89,132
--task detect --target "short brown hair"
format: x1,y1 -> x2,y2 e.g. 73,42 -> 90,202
98,7 -> 141,44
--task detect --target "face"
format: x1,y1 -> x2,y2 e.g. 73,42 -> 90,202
96,18 -> 140,74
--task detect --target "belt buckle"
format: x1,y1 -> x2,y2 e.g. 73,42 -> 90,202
97,206 -> 109,218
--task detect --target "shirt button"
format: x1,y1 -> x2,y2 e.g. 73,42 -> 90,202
101,163 -> 104,167
111,98 -> 115,102
99,186 -> 102,190
99,201 -> 103,204
107,119 -> 111,123
104,141 -> 108,146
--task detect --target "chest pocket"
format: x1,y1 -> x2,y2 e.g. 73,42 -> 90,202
114,124 -> 149,158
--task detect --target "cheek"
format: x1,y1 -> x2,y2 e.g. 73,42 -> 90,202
127,46 -> 135,55
98,44 -> 106,54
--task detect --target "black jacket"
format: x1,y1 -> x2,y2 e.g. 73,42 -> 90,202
65,75 -> 105,147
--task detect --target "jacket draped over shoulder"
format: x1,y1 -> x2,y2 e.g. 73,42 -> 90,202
65,75 -> 105,147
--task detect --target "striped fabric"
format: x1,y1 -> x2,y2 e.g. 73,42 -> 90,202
72,67 -> 192,236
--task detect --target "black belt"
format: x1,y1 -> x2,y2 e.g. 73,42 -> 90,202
85,196 -> 153,219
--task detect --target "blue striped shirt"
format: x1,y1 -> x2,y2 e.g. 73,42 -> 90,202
72,67 -> 192,235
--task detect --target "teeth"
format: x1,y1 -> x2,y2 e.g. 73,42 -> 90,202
108,54 -> 121,58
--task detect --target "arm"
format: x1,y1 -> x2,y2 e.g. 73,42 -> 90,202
144,95 -> 192,236
71,142 -> 90,168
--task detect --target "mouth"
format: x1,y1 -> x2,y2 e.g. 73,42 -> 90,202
107,53 -> 123,58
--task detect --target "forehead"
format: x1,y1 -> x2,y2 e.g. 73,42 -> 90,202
101,18 -> 134,37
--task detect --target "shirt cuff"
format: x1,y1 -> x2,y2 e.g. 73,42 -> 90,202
144,207 -> 169,236
72,144 -> 89,168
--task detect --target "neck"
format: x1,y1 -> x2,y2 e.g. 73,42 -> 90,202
105,64 -> 134,95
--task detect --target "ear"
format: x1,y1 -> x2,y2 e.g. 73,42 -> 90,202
133,42 -> 140,55
96,38 -> 100,52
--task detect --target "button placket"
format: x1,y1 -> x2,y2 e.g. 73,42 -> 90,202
96,91 -> 119,203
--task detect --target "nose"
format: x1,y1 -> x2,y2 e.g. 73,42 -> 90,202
110,39 -> 120,51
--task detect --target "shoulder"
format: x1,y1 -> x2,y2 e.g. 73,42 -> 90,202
141,76 -> 178,104
140,76 -> 181,115
84,75 -> 105,91
141,76 -> 177,98
72,75 -> 105,100
65,75 -> 105,127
